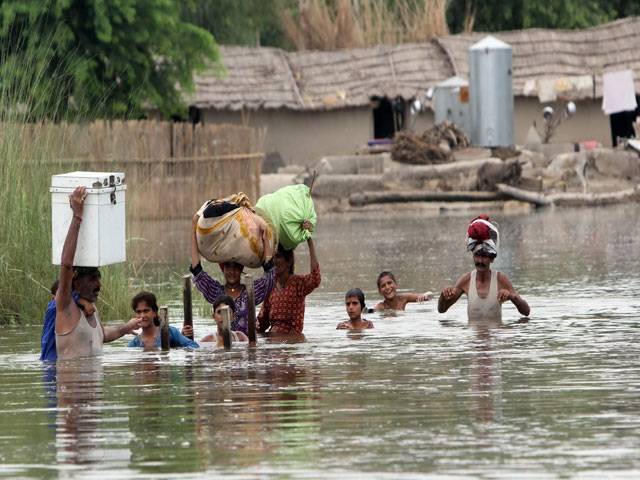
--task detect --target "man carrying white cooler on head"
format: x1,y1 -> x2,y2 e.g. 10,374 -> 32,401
55,186 -> 140,360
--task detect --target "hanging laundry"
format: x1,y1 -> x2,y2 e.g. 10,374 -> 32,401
602,70 -> 637,115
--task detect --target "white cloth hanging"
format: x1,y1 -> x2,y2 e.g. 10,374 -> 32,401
602,70 -> 637,115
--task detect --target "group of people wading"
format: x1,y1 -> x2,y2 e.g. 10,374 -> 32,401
40,186 -> 530,362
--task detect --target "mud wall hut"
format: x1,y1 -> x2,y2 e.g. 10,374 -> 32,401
187,17 -> 640,168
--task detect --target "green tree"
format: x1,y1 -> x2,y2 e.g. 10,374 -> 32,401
447,0 -> 632,33
0,0 -> 219,118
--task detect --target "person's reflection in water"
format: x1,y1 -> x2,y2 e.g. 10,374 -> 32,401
190,348 -> 320,470
469,328 -> 503,424
55,358 -> 107,467
127,355 -> 176,470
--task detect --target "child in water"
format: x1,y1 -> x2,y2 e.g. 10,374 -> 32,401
128,292 -> 199,349
375,271 -> 433,311
201,295 -> 249,346
337,288 -> 374,330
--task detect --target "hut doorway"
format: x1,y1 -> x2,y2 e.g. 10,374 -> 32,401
372,96 -> 405,139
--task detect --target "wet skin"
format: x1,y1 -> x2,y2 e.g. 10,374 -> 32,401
274,252 -> 292,280
74,272 -> 101,303
133,301 -> 156,329
473,253 -> 494,271
378,275 -> 397,301
346,296 -> 364,322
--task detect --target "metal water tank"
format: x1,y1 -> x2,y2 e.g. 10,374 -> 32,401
469,36 -> 513,146
433,76 -> 470,135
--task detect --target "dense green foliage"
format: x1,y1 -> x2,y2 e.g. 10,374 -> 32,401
0,0 -> 219,118
447,0 -> 640,33
182,0 -> 640,51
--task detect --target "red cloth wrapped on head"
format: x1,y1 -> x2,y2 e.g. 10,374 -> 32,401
466,214 -> 499,257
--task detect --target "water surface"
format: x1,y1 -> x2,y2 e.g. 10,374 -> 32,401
1,205 -> 640,478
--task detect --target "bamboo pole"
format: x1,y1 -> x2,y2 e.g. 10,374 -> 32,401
182,275 -> 194,340
159,306 -> 170,351
221,305 -> 232,350
244,274 -> 257,345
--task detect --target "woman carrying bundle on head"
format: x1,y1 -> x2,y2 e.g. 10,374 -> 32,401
257,221 -> 320,336
188,212 -> 275,336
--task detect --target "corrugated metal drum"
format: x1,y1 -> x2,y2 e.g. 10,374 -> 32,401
434,76 -> 470,136
469,36 -> 513,147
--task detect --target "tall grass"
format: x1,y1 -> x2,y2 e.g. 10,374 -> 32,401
281,0 -> 450,51
0,34 -> 132,324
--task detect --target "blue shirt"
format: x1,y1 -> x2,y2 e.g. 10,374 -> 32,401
40,300 -> 57,362
128,326 -> 199,349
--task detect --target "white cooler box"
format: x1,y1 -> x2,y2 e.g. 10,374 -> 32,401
51,171 -> 127,266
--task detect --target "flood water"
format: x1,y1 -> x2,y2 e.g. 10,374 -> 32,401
1,205 -> 640,478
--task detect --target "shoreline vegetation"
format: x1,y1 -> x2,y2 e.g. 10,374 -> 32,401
0,37 -> 129,324
0,98 -> 135,325
0,53 -> 261,326
0,2 -> 221,324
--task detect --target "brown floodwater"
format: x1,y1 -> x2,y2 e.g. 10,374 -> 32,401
1,205 -> 640,478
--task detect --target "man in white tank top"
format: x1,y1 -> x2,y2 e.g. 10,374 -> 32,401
55,187 -> 142,361
437,215 -> 530,324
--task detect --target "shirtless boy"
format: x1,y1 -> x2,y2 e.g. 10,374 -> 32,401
438,215 -> 530,323
201,295 -> 249,346
374,271 -> 432,311
337,288 -> 374,330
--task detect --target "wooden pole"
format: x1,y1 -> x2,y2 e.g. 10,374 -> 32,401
221,305 -> 232,350
159,306 -> 170,351
350,190 -> 505,206
244,274 -> 257,346
497,183 -> 640,208
308,170 -> 317,195
182,274 -> 193,340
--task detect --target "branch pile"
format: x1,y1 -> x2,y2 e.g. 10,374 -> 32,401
391,121 -> 470,165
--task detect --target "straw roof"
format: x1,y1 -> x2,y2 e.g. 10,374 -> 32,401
190,46 -> 301,110
191,17 -> 640,111
286,43 -> 452,109
437,17 -> 640,98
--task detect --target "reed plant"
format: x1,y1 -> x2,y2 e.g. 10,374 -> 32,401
0,35 -> 132,324
281,0 -> 450,51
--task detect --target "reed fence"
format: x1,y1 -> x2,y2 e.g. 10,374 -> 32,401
12,120 -> 265,220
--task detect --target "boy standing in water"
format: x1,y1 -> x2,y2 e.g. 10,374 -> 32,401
438,215 -> 530,323
374,271 -> 432,311
200,295 -> 249,346
337,288 -> 374,330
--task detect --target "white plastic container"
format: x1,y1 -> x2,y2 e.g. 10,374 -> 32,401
51,171 -> 126,266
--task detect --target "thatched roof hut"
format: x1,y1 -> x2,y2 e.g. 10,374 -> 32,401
191,18 -> 640,166
436,17 -> 640,99
192,17 -> 640,110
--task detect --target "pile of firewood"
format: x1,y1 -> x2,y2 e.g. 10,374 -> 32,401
391,121 -> 470,165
